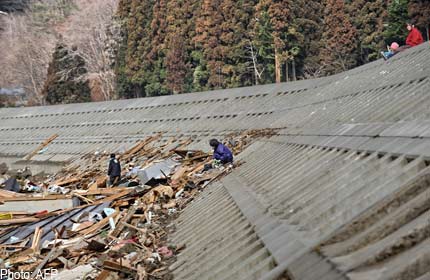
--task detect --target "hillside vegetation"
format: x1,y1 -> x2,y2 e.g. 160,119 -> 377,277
0,0 -> 428,105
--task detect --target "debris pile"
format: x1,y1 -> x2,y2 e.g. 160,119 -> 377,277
0,129 -> 278,279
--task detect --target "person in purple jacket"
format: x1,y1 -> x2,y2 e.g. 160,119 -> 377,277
209,139 -> 233,164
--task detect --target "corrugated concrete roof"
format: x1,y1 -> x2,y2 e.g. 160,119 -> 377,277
168,45 -> 430,279
0,44 -> 426,163
0,44 -> 430,279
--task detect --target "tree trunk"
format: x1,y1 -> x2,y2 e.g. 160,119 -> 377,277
285,61 -> 289,82
292,59 -> 296,81
275,50 -> 281,83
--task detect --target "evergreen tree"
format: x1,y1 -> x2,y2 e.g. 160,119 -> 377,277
166,33 -> 188,94
193,0 -> 225,88
348,0 -> 389,63
320,0 -> 358,75
194,0 -> 256,88
113,0 -> 415,98
218,0 -> 256,88
252,0 -> 303,83
250,5 -> 275,84
117,0 -> 159,98
143,0 -> 169,96
291,0 -> 323,78
384,0 -> 409,45
43,44 -> 91,104
268,0 -> 295,82
164,0 -> 196,94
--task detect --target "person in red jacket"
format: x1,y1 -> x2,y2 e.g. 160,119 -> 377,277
381,21 -> 424,60
406,22 -> 424,46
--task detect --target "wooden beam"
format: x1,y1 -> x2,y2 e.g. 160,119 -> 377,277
80,212 -> 119,236
110,206 -> 137,237
96,270 -> 112,280
30,248 -> 63,279
121,222 -> 146,233
0,217 -> 39,225
8,248 -> 35,265
73,188 -> 129,196
97,190 -> 132,204
31,227 -> 43,254
72,193 -> 94,204
24,134 -> 58,160
54,177 -> 80,186
103,260 -> 136,276
57,256 -> 75,270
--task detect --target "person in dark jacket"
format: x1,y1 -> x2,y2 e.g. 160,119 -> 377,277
209,139 -> 233,164
107,153 -> 121,187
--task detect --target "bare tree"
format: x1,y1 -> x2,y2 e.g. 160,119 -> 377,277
63,0 -> 119,101
0,9 -> 56,105
0,0 -> 79,105
246,40 -> 265,85
0,0 -> 119,105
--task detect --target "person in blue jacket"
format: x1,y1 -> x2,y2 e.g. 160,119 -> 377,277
107,153 -> 121,186
209,139 -> 233,164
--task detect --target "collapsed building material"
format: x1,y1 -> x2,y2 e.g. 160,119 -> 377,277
137,159 -> 178,185
0,129 -> 277,279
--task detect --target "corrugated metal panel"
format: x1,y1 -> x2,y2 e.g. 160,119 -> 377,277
170,183 -> 276,280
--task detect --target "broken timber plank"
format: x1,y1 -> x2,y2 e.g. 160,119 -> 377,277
8,248 -> 35,265
30,248 -> 63,279
58,256 -> 75,269
0,217 -> 39,225
110,205 -> 137,237
121,222 -> 146,233
73,193 -> 94,204
0,189 -> 26,198
31,227 -> 43,254
96,270 -> 112,280
73,188 -> 129,196
97,190 -> 132,203
103,260 -> 136,275
24,134 -> 58,160
54,177 -> 80,186
80,211 -> 119,236
122,134 -> 162,161
184,153 -> 210,162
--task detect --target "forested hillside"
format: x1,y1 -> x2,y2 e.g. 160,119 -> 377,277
0,0 -> 429,106
115,0 -> 429,98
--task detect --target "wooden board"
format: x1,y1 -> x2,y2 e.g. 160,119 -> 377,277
24,134 -> 58,160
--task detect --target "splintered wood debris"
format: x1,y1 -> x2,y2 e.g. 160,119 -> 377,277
0,129 -> 278,279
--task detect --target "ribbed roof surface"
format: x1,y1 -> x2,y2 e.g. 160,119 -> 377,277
1,43 -> 430,279
0,44 -> 425,162
168,44 -> 430,280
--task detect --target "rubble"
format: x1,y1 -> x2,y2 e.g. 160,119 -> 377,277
0,129 -> 278,279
